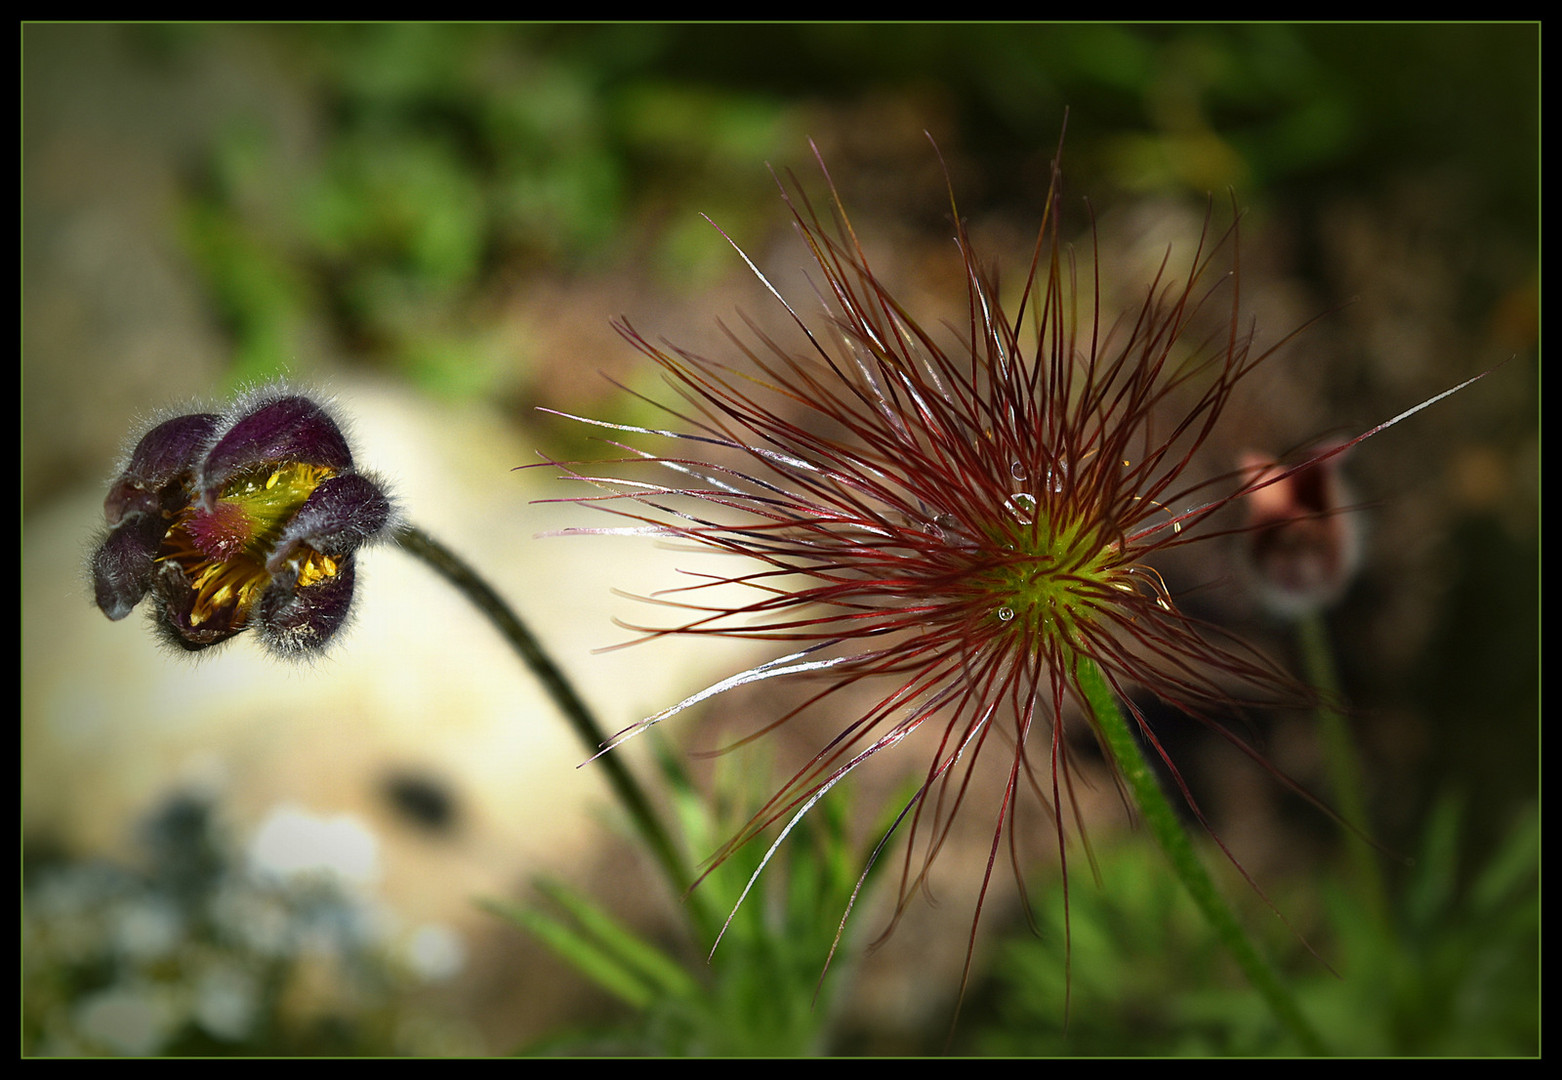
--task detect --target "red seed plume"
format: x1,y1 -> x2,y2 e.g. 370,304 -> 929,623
540,136 -> 1485,1013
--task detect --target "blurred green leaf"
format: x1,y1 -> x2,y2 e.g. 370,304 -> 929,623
969,796 -> 1538,1056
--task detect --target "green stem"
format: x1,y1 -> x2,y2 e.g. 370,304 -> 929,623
1074,655 -> 1328,1056
392,524 -> 692,898
1297,611 -> 1389,926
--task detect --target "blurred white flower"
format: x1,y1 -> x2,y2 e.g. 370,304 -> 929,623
247,804 -> 380,887
404,923 -> 466,982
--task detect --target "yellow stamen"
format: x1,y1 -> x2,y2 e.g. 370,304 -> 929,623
158,462 -> 339,629
295,552 -> 339,589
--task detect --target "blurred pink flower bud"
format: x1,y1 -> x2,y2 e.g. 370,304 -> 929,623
1240,443 -> 1362,617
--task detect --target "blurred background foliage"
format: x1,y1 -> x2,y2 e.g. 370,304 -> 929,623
963,796 -> 1538,1056
139,23 -> 1538,404
24,23 -> 1536,1056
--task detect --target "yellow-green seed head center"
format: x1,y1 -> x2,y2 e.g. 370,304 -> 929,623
979,503 -> 1122,639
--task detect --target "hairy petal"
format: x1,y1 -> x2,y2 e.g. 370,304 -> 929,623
201,395 -> 354,498
104,413 -> 220,525
91,514 -> 165,620
266,472 -> 393,574
255,559 -> 358,656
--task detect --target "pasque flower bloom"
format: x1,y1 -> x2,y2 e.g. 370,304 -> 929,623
93,388 -> 393,656
551,146 -> 1480,973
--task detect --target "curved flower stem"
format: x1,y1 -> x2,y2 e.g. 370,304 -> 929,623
392,523 -> 693,899
1074,655 -> 1328,1056
1297,611 -> 1389,927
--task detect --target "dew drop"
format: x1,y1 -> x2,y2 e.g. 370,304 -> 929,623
1005,492 -> 1037,526
1010,460 -> 1027,482
928,512 -> 980,551
996,606 -> 1015,622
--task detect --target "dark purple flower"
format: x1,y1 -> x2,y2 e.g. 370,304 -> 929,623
92,388 -> 393,657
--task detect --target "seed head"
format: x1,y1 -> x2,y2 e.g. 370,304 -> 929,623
547,140 -> 1478,985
